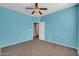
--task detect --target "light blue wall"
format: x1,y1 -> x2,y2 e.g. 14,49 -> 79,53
41,6 -> 77,48
0,7 -> 41,48
77,4 -> 79,54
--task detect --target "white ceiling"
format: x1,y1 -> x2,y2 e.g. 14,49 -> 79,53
0,3 -> 76,17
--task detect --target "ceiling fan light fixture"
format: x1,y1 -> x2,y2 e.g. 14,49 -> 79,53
35,9 -> 39,13
26,3 -> 47,15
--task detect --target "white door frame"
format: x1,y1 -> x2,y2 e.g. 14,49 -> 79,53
32,22 -> 45,40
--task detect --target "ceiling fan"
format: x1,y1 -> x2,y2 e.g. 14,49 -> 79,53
25,3 -> 47,15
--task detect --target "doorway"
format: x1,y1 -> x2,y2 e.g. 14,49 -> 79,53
33,22 -> 39,39
33,22 -> 45,40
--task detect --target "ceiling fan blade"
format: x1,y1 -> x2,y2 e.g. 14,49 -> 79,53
26,8 -> 34,9
39,11 -> 42,15
32,11 -> 35,14
35,3 -> 38,8
40,8 -> 47,10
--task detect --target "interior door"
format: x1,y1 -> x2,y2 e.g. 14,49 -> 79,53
39,22 -> 45,40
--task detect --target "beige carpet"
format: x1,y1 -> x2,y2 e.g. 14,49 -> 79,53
1,39 -> 78,56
